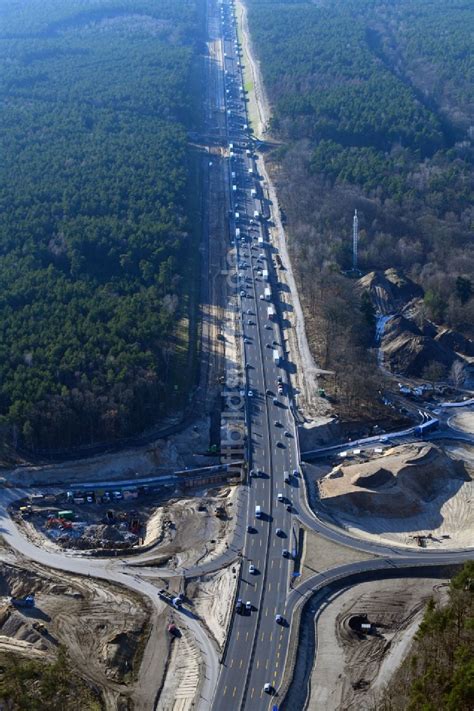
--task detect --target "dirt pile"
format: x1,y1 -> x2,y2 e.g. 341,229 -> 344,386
358,268 -> 473,377
380,317 -> 459,376
358,269 -> 423,313
319,443 -> 468,518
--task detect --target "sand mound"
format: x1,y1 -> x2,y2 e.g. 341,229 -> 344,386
320,444 -> 467,518
351,468 -> 393,489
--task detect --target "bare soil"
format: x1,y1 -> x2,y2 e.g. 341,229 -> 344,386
305,577 -> 449,711
298,528 -> 376,587
0,559 -> 153,710
14,485 -> 238,567
187,563 -> 239,648
5,417 -> 216,488
314,443 -> 474,549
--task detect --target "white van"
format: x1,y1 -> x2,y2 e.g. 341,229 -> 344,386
255,505 -> 262,518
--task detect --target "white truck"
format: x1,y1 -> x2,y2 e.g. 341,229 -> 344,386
251,188 -> 257,198
255,505 -> 262,518
264,286 -> 271,301
262,269 -> 269,282
258,235 -> 264,245
267,305 -> 275,320
273,348 -> 281,366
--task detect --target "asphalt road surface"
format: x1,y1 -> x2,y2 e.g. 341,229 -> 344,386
209,1 -> 473,710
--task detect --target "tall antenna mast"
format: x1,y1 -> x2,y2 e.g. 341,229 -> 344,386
352,209 -> 359,271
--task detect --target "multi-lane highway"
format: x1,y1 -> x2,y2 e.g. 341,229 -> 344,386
208,1 -> 473,709
211,0 -> 303,706
0,2 -> 470,710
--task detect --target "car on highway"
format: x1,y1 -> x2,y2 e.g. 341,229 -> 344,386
266,389 -> 273,396
247,319 -> 254,325
286,504 -> 292,512
284,430 -> 292,437
264,683 -> 273,694
249,469 -> 256,478
247,525 -> 254,533
245,601 -> 252,611
247,390 -> 254,397
275,614 -> 284,624
277,493 -> 284,502
292,469 -> 299,477
265,324 -> 272,330
276,528 -> 283,536
282,549 -> 290,558
249,564 -> 256,574
244,337 -> 251,344
259,294 -> 264,300
236,598 -> 243,614
273,397 -> 278,405
274,420 -> 281,427
277,441 -> 285,448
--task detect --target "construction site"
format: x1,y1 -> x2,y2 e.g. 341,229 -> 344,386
12,483 -> 239,563
311,441 -> 474,549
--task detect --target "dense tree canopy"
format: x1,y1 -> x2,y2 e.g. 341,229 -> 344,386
0,0 -> 203,450
247,0 -> 473,394
381,562 -> 474,711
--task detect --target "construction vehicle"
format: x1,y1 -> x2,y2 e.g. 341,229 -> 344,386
168,623 -> 179,636
11,595 -> 35,608
57,510 -> 75,520
215,505 -> 226,519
